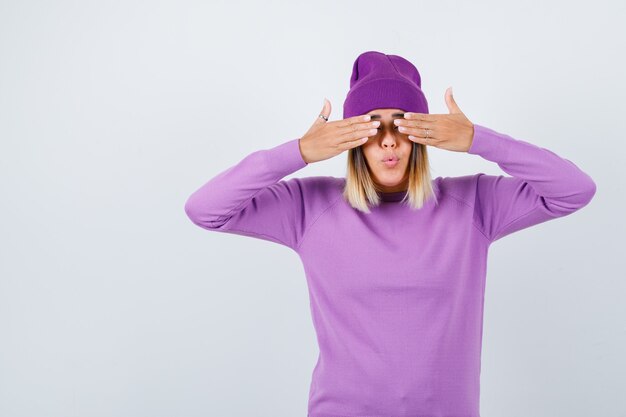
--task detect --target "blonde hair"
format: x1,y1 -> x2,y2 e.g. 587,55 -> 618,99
342,142 -> 439,213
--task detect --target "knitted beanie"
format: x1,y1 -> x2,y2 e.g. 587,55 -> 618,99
343,50 -> 429,119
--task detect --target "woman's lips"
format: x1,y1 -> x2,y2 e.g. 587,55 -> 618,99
383,159 -> 399,168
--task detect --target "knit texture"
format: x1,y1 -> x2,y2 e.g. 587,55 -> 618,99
343,50 -> 429,119
184,124 -> 596,417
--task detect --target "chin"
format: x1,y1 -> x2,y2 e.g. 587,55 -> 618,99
373,168 -> 409,188
374,176 -> 406,188
378,180 -> 404,187
376,172 -> 404,182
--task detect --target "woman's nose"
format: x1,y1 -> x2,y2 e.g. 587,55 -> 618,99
381,132 -> 399,147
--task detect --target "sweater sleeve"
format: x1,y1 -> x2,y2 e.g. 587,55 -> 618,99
468,124 -> 597,244
183,137 -> 310,250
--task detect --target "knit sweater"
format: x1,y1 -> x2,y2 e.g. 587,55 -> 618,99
184,124 -> 596,417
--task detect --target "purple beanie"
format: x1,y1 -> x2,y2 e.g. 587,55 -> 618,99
343,50 -> 429,119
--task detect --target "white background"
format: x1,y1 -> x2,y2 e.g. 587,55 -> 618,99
1,1 -> 624,416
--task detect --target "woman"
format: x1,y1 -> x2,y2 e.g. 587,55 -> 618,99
184,51 -> 596,417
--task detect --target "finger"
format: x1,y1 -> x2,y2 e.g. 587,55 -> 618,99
339,125 -> 379,143
337,119 -> 380,136
408,127 -> 437,144
336,114 -> 373,128
315,97 -> 332,124
407,135 -> 431,146
395,118 -> 436,130
337,136 -> 369,151
404,112 -> 440,122
397,124 -> 437,139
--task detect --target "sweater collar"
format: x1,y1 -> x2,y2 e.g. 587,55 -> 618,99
379,190 -> 408,202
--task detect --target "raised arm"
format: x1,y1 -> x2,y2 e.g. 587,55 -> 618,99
468,124 -> 597,243
184,137 -> 311,250
184,101 -> 384,250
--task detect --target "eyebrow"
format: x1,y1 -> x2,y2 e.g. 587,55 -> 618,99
369,113 -> 406,119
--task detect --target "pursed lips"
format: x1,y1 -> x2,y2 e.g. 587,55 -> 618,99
382,155 -> 399,162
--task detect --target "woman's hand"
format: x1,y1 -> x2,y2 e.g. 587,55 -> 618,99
299,98 -> 381,164
394,87 -> 475,153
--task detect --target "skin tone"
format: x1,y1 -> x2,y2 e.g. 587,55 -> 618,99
361,108 -> 412,193
299,87 -> 475,192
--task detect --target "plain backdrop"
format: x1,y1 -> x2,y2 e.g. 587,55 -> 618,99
1,1 -> 624,416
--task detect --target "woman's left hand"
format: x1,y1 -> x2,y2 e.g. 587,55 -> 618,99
394,87 -> 475,153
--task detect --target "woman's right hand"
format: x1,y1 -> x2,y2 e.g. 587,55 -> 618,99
298,98 -> 381,164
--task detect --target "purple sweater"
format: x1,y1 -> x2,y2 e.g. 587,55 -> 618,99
184,124 -> 596,417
